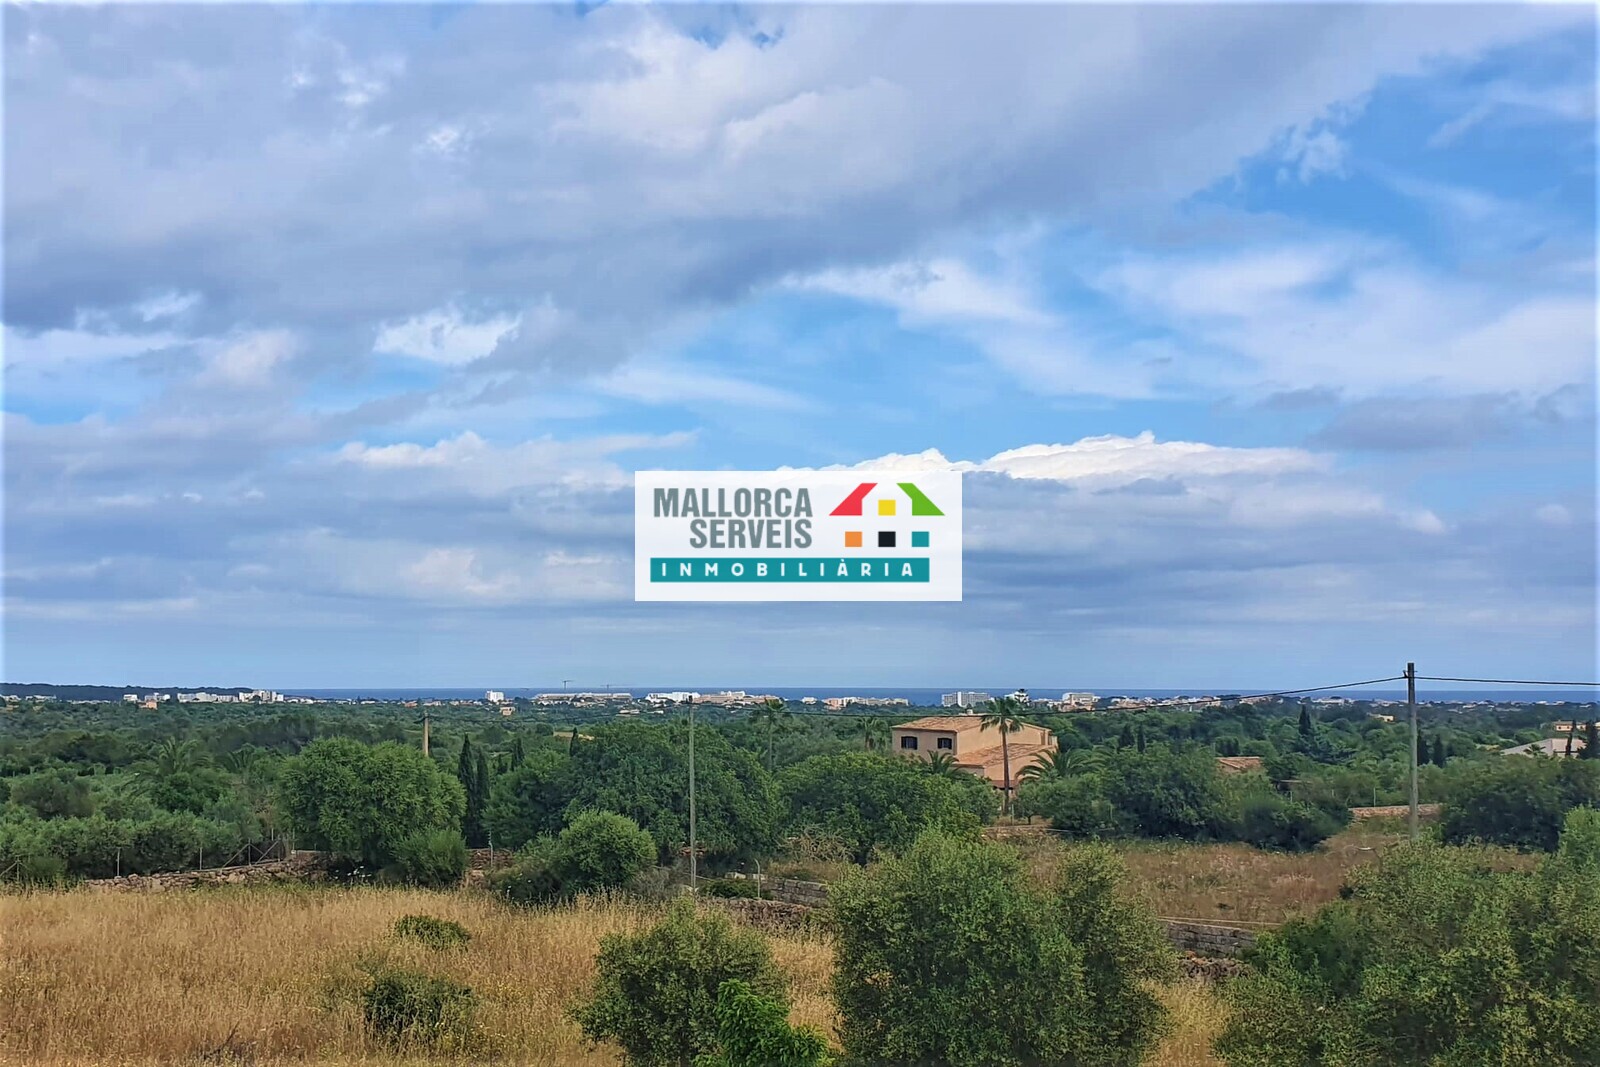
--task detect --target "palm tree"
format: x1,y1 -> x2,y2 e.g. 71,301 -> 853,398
850,717 -> 890,752
750,697 -> 792,772
923,752 -> 961,777
139,738 -> 212,778
980,697 -> 1028,815
1017,746 -> 1102,783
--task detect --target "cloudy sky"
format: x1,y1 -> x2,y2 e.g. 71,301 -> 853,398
4,3 -> 1595,689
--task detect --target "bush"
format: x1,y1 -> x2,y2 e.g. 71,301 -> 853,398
2,851 -> 68,886
1232,790 -> 1346,852
828,830 -> 1173,1067
391,829 -> 468,888
779,752 -> 996,863
702,877 -> 759,899
1440,756 -> 1600,851
694,979 -> 832,1067
557,811 -> 657,894
393,914 -> 471,950
489,841 -> 566,906
571,898 -> 786,1067
491,813 -> 656,905
6,768 -> 94,819
360,963 -> 476,1050
1217,810 -> 1600,1067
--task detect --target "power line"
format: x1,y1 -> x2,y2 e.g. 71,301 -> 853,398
1416,675 -> 1600,687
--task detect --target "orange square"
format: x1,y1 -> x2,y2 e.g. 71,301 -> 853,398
844,531 -> 863,548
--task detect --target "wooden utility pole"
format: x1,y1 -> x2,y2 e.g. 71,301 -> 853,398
421,713 -> 431,758
688,695 -> 698,893
1407,663 -> 1418,842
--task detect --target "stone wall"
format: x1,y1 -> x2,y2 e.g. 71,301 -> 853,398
84,851 -> 330,892
704,897 -> 816,935
1161,920 -> 1257,957
1350,803 -> 1441,821
752,876 -> 830,907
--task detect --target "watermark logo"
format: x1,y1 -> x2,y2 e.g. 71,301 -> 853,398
635,470 -> 962,602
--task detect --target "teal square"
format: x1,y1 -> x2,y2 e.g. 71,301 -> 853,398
911,531 -> 930,548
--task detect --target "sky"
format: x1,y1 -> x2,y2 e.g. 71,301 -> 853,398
3,3 -> 1596,690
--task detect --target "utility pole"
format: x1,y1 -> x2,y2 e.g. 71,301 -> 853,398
1407,662 -> 1418,842
421,712 -> 431,758
688,694 -> 698,893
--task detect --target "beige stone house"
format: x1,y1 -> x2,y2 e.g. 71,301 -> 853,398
890,715 -> 1057,792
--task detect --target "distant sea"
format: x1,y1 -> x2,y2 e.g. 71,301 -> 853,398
288,686 -> 1597,705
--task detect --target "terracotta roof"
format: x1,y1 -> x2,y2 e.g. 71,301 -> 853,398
895,716 -> 988,732
958,742 -> 1054,772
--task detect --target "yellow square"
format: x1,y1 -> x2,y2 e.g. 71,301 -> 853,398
877,498 -> 896,516
844,531 -> 863,548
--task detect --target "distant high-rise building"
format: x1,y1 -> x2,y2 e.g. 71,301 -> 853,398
941,691 -> 992,709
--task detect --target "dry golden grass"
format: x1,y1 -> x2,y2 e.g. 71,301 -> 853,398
0,884 -> 1227,1066
1013,827 -> 1418,926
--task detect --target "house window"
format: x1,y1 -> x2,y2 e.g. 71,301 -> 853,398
937,737 -> 953,750
900,736 -> 918,750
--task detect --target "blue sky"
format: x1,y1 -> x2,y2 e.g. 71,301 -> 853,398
3,3 -> 1595,689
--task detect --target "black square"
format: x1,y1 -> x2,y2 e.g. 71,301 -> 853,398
877,530 -> 896,548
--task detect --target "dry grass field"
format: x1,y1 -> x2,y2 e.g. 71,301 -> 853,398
0,884 -> 1229,1067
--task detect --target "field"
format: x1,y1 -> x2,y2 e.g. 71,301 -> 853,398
0,884 -> 1228,1067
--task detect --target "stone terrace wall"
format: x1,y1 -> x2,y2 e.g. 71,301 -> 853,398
753,876 -> 830,907
1350,803 -> 1441,821
1161,920 -> 1257,957
84,851 -> 330,892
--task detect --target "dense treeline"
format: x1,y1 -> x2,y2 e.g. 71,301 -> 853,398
1,697 -> 1595,880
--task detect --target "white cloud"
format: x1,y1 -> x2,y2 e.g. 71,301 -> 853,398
374,305 -> 527,365
591,361 -> 810,411
195,330 -> 297,390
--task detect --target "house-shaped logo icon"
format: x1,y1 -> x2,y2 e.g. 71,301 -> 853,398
829,482 -> 944,549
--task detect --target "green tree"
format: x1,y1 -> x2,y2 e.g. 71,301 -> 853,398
1430,735 -> 1447,768
276,739 -> 465,866
392,828 -> 468,888
555,811 -> 657,894
1218,811 -> 1600,1067
565,723 -> 782,865
572,899 -> 786,1067
511,735 -> 526,770
980,696 -> 1028,815
484,749 -> 573,849
922,752 -> 961,777
472,749 -> 491,848
780,752 -> 996,863
6,768 -> 94,819
1018,747 -> 1102,783
848,717 -> 889,752
1582,720 -> 1598,760
748,698 -> 791,772
828,831 -> 1172,1067
694,980 -> 832,1067
1440,757 -> 1600,851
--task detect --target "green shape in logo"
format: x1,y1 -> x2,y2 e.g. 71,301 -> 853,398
898,482 -> 944,516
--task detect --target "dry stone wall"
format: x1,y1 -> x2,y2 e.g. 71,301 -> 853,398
83,851 -> 330,892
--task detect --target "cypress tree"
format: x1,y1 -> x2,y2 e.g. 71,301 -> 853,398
1431,736 -> 1447,767
1118,723 -> 1135,750
511,735 -> 526,770
472,749 -> 491,847
1135,725 -> 1147,753
1581,720 -> 1598,760
1297,704 -> 1314,738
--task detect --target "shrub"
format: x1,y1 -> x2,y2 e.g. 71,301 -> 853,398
1232,790 -> 1346,852
393,914 -> 471,950
1440,756 -> 1600,851
556,811 -> 657,894
6,768 -> 94,819
489,842 -> 566,906
1217,810 -> 1600,1067
779,752 -> 996,863
2,851 -> 68,886
359,963 -> 476,1050
391,829 -> 468,888
694,979 -> 832,1067
702,877 -> 759,899
828,830 -> 1173,1067
571,898 -> 786,1067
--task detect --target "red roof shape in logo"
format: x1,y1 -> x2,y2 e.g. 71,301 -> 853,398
830,481 -> 943,517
